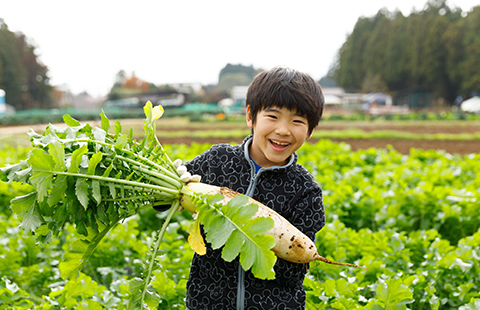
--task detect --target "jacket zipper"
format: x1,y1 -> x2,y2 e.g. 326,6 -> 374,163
237,152 -> 261,310
236,138 -> 296,309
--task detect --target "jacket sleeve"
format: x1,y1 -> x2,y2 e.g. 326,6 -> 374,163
184,148 -> 212,180
271,180 -> 324,286
290,183 -> 325,242
184,144 -> 247,189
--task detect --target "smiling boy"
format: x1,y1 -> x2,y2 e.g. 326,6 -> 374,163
247,106 -> 311,168
184,66 -> 325,310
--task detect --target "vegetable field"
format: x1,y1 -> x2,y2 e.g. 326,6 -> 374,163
0,117 -> 479,309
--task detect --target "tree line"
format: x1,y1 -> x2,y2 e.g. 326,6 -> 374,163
0,19 -> 53,110
4,0 -> 480,111
332,0 -> 480,104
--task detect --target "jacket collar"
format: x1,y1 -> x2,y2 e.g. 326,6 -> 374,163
241,135 -> 297,172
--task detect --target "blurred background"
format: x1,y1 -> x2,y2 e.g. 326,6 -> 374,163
0,0 -> 479,122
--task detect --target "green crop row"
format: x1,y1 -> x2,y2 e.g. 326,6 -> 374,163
297,140 -> 480,245
153,128 -> 480,141
312,129 -> 480,141
324,111 -> 480,122
0,141 -> 479,309
1,107 -> 480,126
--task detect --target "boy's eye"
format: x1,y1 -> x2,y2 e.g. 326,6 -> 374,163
293,119 -> 306,124
267,115 -> 277,119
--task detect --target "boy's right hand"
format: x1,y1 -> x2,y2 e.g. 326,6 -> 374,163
173,159 -> 201,212
173,159 -> 201,183
154,159 -> 201,213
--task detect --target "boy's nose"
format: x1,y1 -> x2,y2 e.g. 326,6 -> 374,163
275,123 -> 291,136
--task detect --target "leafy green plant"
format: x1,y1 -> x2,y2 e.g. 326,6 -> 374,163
0,102 -> 278,308
1,110 -> 480,308
297,140 -> 480,244
0,277 -> 35,309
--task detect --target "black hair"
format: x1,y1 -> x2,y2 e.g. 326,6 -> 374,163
245,66 -> 324,134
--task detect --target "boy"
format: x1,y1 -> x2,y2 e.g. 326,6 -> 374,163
184,66 -> 325,310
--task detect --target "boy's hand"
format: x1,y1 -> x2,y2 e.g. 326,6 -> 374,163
173,159 -> 201,183
173,159 -> 201,212
154,159 -> 201,213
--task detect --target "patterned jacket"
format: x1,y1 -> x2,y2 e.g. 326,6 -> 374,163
184,135 -> 325,310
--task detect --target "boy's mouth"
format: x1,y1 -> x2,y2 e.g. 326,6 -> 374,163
269,139 -> 290,151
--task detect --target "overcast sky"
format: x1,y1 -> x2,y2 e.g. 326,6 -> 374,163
1,0 -> 478,97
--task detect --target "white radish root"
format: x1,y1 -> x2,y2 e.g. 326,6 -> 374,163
181,182 -> 366,269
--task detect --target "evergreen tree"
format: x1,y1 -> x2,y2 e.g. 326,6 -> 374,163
0,20 -> 52,110
217,63 -> 260,92
331,1 -> 480,104
0,21 -> 26,108
218,63 -> 257,82
334,17 -> 376,92
460,6 -> 480,95
16,33 -> 52,109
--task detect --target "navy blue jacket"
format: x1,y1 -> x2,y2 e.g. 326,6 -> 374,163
185,136 -> 325,310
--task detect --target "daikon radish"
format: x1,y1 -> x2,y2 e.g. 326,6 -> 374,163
180,182 -> 366,268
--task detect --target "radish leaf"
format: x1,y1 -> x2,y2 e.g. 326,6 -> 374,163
195,194 -> 277,280
188,218 -> 206,255
63,114 -> 80,127
10,192 -> 43,232
75,178 -> 89,210
100,110 -> 110,132
47,175 -> 67,207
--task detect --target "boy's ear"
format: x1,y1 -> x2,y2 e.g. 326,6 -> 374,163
306,130 -> 314,140
246,106 -> 254,129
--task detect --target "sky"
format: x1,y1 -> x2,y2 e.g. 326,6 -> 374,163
1,0 -> 478,97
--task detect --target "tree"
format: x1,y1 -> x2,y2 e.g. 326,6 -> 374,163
122,72 -> 150,92
0,20 -> 53,110
217,72 -> 252,91
217,63 -> 261,93
0,22 -> 26,108
16,33 -> 52,109
361,73 -> 389,93
318,76 -> 337,88
333,16 -> 377,92
115,70 -> 127,86
218,63 -> 257,83
107,71 -> 177,101
417,2 -> 454,99
460,6 -> 480,95
443,17 -> 465,97
331,1 -> 480,105
383,11 -> 409,90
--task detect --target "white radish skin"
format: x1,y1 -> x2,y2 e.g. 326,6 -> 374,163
180,182 -> 366,269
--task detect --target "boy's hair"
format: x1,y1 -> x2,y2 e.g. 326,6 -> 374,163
245,66 -> 324,134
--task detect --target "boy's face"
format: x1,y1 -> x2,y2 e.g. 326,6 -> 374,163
246,105 -> 312,168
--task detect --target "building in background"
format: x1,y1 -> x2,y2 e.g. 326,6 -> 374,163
0,89 -> 15,115
231,86 -> 249,107
0,89 -> 5,115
